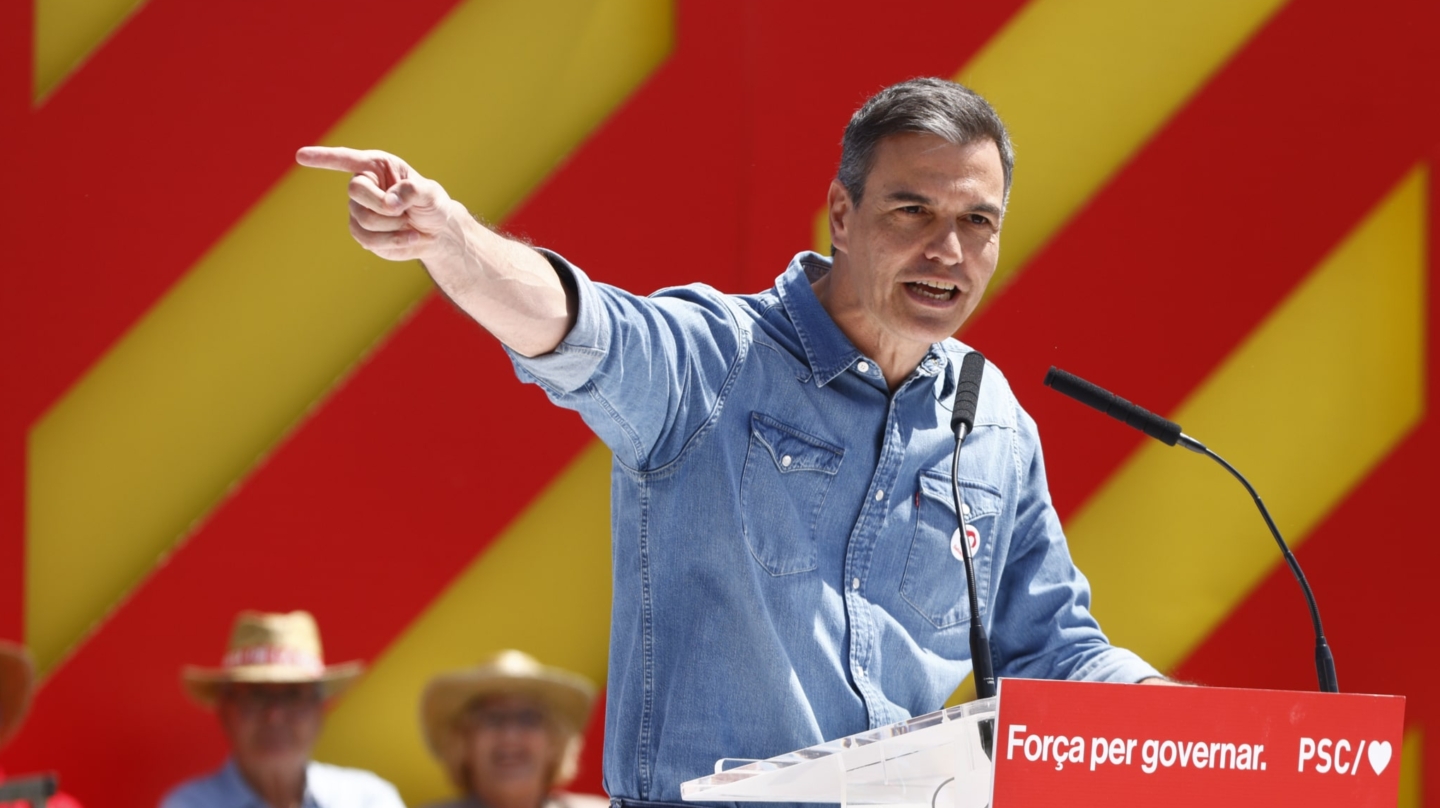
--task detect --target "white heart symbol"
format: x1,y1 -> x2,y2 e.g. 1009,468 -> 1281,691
1368,740 -> 1392,775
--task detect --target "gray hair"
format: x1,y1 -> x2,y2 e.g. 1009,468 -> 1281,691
837,78 -> 1014,205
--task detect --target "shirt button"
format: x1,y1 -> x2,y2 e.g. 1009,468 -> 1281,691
962,502 -> 971,516
875,489 -> 884,501
781,455 -> 792,468
851,577 -> 860,590
857,361 -> 870,373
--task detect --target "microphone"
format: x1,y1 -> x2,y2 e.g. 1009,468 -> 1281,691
951,350 -> 985,436
1041,367 -> 1189,447
951,351 -> 996,702
1043,366 -> 1339,694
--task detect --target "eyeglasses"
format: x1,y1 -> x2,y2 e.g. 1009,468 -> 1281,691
463,704 -> 548,732
220,684 -> 323,714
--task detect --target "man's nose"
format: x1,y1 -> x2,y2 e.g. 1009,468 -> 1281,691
925,225 -> 964,265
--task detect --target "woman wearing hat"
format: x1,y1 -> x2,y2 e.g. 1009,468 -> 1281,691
420,651 -> 605,808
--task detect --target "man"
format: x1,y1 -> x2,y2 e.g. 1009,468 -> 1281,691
161,611 -> 405,808
298,78 -> 1164,806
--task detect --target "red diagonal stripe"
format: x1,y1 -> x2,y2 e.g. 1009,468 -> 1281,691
963,0 -> 1439,516
0,1 -> 25,133
0,0 -> 33,644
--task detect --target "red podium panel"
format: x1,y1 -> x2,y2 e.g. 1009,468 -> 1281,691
992,679 -> 1405,807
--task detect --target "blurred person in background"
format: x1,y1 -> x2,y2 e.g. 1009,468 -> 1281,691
420,651 -> 603,808
0,641 -> 82,808
161,611 -> 405,808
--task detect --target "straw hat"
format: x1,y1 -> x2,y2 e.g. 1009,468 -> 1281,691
0,641 -> 35,747
421,650 -> 597,787
182,610 -> 363,706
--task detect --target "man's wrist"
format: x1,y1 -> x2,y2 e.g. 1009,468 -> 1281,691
431,198 -> 475,265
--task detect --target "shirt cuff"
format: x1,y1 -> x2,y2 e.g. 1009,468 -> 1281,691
1072,648 -> 1166,685
505,249 -> 611,394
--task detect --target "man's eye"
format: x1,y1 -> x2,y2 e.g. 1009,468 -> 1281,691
899,205 -> 924,215
968,213 -> 994,226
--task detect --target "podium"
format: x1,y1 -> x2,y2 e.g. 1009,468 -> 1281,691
681,679 -> 1406,808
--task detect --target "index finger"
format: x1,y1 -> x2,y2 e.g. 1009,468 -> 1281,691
296,145 -> 378,173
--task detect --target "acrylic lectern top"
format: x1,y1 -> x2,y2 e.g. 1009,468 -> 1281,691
681,697 -> 997,808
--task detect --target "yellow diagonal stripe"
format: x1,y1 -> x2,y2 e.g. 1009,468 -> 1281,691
1066,166 -> 1427,672
814,0 -> 1287,290
27,0 -> 672,675
314,440 -> 614,806
32,0 -> 145,101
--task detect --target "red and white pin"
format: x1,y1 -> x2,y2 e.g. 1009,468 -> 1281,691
950,525 -> 981,561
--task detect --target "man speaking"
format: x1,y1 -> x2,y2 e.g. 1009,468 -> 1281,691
299,78 -> 1164,807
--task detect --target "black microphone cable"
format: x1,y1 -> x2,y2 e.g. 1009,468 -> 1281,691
1043,366 -> 1339,693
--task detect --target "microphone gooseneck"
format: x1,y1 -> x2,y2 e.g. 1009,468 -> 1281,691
1042,366 -> 1185,446
951,351 -> 996,701
1043,366 -> 1339,694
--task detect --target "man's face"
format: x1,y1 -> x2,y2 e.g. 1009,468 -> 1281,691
462,694 -> 561,800
216,682 -> 323,775
827,132 -> 1005,359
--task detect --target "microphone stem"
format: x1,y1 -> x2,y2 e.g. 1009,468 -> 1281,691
1200,446 -> 1339,693
952,425 -> 997,700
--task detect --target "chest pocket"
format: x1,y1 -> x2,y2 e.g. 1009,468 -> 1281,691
900,470 -> 1003,628
739,412 -> 845,576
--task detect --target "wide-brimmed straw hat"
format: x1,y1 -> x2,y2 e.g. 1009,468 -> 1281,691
182,610 -> 364,707
0,641 -> 35,747
421,650 -> 597,786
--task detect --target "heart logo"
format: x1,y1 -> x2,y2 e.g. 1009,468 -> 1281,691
1368,740 -> 1392,775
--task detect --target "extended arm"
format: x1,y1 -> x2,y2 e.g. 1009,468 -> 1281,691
296,146 -> 572,357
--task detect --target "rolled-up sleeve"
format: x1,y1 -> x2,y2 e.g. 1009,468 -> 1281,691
506,250 -> 746,471
506,250 -> 613,394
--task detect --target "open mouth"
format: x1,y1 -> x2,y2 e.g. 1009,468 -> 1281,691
905,280 -> 958,301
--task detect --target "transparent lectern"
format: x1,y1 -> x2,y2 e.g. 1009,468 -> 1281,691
680,698 -> 997,808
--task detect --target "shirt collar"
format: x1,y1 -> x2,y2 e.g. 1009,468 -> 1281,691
775,251 -> 952,388
219,758 -> 320,808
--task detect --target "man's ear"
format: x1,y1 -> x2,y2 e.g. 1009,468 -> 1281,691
827,180 -> 852,255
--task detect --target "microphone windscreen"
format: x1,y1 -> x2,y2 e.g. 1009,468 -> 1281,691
1043,367 -> 1181,446
951,351 -> 986,434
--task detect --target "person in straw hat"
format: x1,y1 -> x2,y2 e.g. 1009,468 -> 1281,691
419,651 -> 605,808
0,640 -> 83,808
160,611 -> 405,808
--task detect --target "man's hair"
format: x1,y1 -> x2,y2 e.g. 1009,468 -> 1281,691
837,78 -> 1014,205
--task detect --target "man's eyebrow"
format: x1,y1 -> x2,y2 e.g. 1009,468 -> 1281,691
884,190 -> 1004,219
884,190 -> 934,205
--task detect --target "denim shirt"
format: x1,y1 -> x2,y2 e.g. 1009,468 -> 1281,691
509,251 -> 1160,804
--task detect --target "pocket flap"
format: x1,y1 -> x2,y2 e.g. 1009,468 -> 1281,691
917,469 -> 1001,518
749,412 -> 844,475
